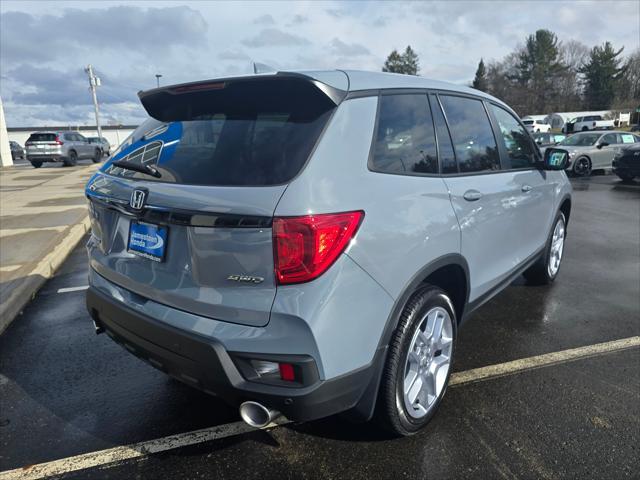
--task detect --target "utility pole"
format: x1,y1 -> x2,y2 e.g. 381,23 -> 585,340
155,74 -> 162,88
84,64 -> 102,139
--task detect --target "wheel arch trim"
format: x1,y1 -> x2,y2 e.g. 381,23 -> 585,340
378,253 -> 470,350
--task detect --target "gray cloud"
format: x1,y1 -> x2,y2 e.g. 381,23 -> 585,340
218,49 -> 250,61
242,28 -> 310,48
329,38 -> 370,57
0,6 -> 208,62
253,14 -> 275,25
326,9 -> 345,18
290,14 -> 309,25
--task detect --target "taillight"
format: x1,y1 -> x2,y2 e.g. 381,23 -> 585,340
273,211 -> 364,285
55,136 -> 64,145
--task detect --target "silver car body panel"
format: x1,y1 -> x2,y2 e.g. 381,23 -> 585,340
86,69 -> 572,384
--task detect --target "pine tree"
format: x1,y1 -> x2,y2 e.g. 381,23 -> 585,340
382,46 -> 420,75
382,49 -> 405,74
580,42 -> 627,110
402,45 -> 420,75
472,59 -> 488,92
513,29 -> 567,113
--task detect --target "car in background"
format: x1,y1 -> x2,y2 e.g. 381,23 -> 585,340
522,119 -> 551,133
88,137 -> 111,157
612,143 -> 640,182
630,124 -> 640,132
9,141 -> 25,161
25,131 -> 103,168
563,115 -> 615,133
555,130 -> 639,176
532,132 -> 566,147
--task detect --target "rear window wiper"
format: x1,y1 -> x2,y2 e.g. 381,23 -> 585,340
112,160 -> 162,178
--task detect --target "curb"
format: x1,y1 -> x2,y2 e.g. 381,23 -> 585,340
0,215 -> 91,335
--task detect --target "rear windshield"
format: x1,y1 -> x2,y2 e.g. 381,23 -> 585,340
27,133 -> 56,142
103,81 -> 336,186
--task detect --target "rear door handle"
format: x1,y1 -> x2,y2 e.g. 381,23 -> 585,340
521,184 -> 533,193
463,190 -> 483,201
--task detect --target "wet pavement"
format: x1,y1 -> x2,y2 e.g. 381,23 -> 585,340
0,174 -> 638,479
0,161 -> 99,331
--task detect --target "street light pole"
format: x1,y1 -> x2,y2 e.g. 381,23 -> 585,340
84,64 -> 102,139
155,74 -> 162,88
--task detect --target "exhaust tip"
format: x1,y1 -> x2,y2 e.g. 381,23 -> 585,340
239,401 -> 280,428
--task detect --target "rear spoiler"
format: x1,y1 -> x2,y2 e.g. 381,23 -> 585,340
138,72 -> 347,122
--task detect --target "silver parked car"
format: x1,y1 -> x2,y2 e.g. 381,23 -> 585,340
85,70 -> 572,436
88,137 -> 111,157
554,131 -> 640,176
25,131 -> 103,168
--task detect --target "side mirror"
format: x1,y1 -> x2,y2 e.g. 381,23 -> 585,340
542,148 -> 569,170
597,142 -> 609,149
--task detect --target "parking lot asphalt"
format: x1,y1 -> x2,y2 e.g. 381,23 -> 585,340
0,174 -> 638,479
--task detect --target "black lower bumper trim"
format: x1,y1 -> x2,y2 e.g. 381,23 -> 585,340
86,287 -> 382,422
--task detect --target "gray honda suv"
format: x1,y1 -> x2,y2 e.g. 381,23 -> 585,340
85,70 -> 572,436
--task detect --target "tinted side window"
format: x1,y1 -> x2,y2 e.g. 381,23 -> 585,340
371,94 -> 437,175
430,94 -> 457,174
64,133 -> 75,141
439,95 -> 500,173
490,104 -> 536,169
601,133 -> 619,144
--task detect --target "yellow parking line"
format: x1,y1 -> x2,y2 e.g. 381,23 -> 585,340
450,336 -> 640,386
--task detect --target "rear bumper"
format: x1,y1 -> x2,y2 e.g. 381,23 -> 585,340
86,286 -> 384,422
26,154 -> 63,162
612,159 -> 640,177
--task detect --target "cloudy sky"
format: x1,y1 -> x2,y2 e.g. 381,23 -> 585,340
1,0 -> 638,127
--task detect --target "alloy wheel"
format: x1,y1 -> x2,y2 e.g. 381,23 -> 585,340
403,307 -> 453,419
547,216 -> 565,277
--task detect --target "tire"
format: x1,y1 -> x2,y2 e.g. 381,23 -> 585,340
572,156 -> 591,177
581,126 -> 589,131
31,161 -> 42,168
63,150 -> 78,167
92,148 -> 102,163
376,285 -> 456,436
523,211 -> 566,285
616,173 -> 635,182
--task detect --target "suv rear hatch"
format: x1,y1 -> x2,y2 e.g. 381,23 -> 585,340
86,73 -> 343,327
25,132 -> 62,156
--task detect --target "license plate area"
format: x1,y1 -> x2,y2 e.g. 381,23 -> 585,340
127,221 -> 168,262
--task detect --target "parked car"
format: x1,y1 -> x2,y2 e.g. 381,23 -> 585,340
612,142 -> 640,181
88,137 -> 111,157
563,115 -> 615,133
555,131 -> 640,176
9,141 -> 24,161
85,70 -> 572,436
25,131 -> 103,168
532,132 -> 566,147
522,119 -> 551,133
630,124 -> 640,132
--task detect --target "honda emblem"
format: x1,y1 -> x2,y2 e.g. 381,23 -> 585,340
130,189 -> 147,210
